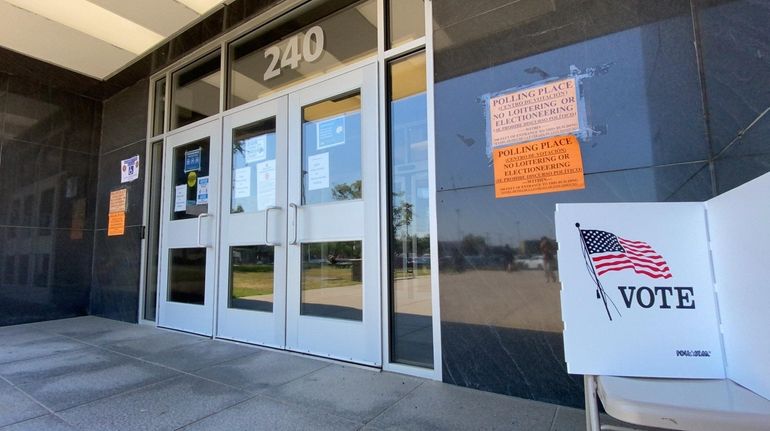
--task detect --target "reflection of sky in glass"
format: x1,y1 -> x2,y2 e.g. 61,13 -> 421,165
392,93 -> 429,236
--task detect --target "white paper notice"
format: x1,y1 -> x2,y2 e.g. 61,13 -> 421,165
174,184 -> 186,212
120,155 -> 140,183
196,176 -> 209,205
244,135 -> 267,164
234,166 -> 251,199
256,160 -> 276,211
308,152 -> 329,191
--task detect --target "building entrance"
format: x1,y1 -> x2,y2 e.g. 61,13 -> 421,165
158,64 -> 381,366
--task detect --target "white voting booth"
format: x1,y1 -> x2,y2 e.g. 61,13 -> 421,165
555,172 -> 770,431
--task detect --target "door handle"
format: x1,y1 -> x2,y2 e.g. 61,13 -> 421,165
289,203 -> 299,245
197,213 -> 211,247
264,206 -> 280,246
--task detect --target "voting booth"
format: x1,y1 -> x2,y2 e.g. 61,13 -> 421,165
555,172 -> 770,430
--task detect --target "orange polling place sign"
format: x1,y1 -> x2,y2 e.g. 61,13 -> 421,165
107,188 -> 127,236
107,211 -> 125,236
493,135 -> 585,198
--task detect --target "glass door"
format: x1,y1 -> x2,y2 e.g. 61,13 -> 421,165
157,120 -> 221,335
285,64 -> 381,365
217,97 -> 288,347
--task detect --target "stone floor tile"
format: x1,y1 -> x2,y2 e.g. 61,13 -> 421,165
103,330 -> 206,357
266,365 -> 422,423
0,414 -> 76,431
0,335 -> 90,365
58,374 -> 251,431
0,379 -> 47,427
194,349 -> 329,393
181,395 -> 361,431
18,357 -> 178,411
0,349 -> 126,386
367,380 -> 557,431
142,339 -> 258,372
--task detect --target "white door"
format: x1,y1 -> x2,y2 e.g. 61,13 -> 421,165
158,120 -> 221,336
285,64 -> 381,365
217,97 -> 288,347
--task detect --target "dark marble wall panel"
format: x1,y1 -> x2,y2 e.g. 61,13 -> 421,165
696,0 -> 770,154
100,79 -> 150,154
90,79 -> 150,323
695,0 -> 770,191
90,226 -> 143,323
0,67 -> 100,326
0,228 -> 94,326
94,141 -> 147,231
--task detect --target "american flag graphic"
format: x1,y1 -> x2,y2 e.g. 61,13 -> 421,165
579,229 -> 672,279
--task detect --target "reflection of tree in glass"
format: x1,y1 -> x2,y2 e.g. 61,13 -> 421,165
233,204 -> 244,213
331,180 -> 362,200
392,201 -> 413,237
233,139 -> 244,155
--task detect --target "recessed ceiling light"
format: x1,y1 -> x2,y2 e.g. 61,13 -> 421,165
176,0 -> 223,15
5,0 -> 164,55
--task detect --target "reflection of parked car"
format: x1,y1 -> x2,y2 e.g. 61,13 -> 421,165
407,254 -> 431,266
518,255 -> 544,270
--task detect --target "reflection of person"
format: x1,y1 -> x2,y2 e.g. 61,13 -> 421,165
540,236 -> 557,283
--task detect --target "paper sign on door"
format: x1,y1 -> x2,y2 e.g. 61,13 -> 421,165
234,167 -> 251,199
244,135 -> 267,164
196,176 -> 209,205
174,184 -> 187,212
256,160 -> 276,211
308,152 -> 329,190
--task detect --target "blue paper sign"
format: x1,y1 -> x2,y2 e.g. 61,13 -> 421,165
184,148 -> 202,173
316,115 -> 346,149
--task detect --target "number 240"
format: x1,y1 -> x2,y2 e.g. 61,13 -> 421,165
263,26 -> 325,81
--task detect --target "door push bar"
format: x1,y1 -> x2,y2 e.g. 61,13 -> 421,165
289,203 -> 299,245
265,206 -> 280,246
197,213 -> 211,247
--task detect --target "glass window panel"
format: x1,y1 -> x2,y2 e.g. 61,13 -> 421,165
228,0 -> 377,108
144,141 -> 163,321
168,248 -> 206,304
171,52 -> 220,130
388,51 -> 433,368
301,241 -> 362,321
231,118 -> 277,213
171,138 -> 210,221
387,0 -> 425,49
230,246 -> 274,312
302,91 -> 362,205
152,78 -> 166,136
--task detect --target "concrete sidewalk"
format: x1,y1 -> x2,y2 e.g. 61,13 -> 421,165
1,316 -> 618,430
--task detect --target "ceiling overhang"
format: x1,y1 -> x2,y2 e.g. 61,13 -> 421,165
0,0 -> 229,80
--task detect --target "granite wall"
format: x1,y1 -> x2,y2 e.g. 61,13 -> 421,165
0,53 -> 101,325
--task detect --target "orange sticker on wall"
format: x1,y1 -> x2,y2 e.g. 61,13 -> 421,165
493,135 -> 585,198
107,211 -> 125,237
